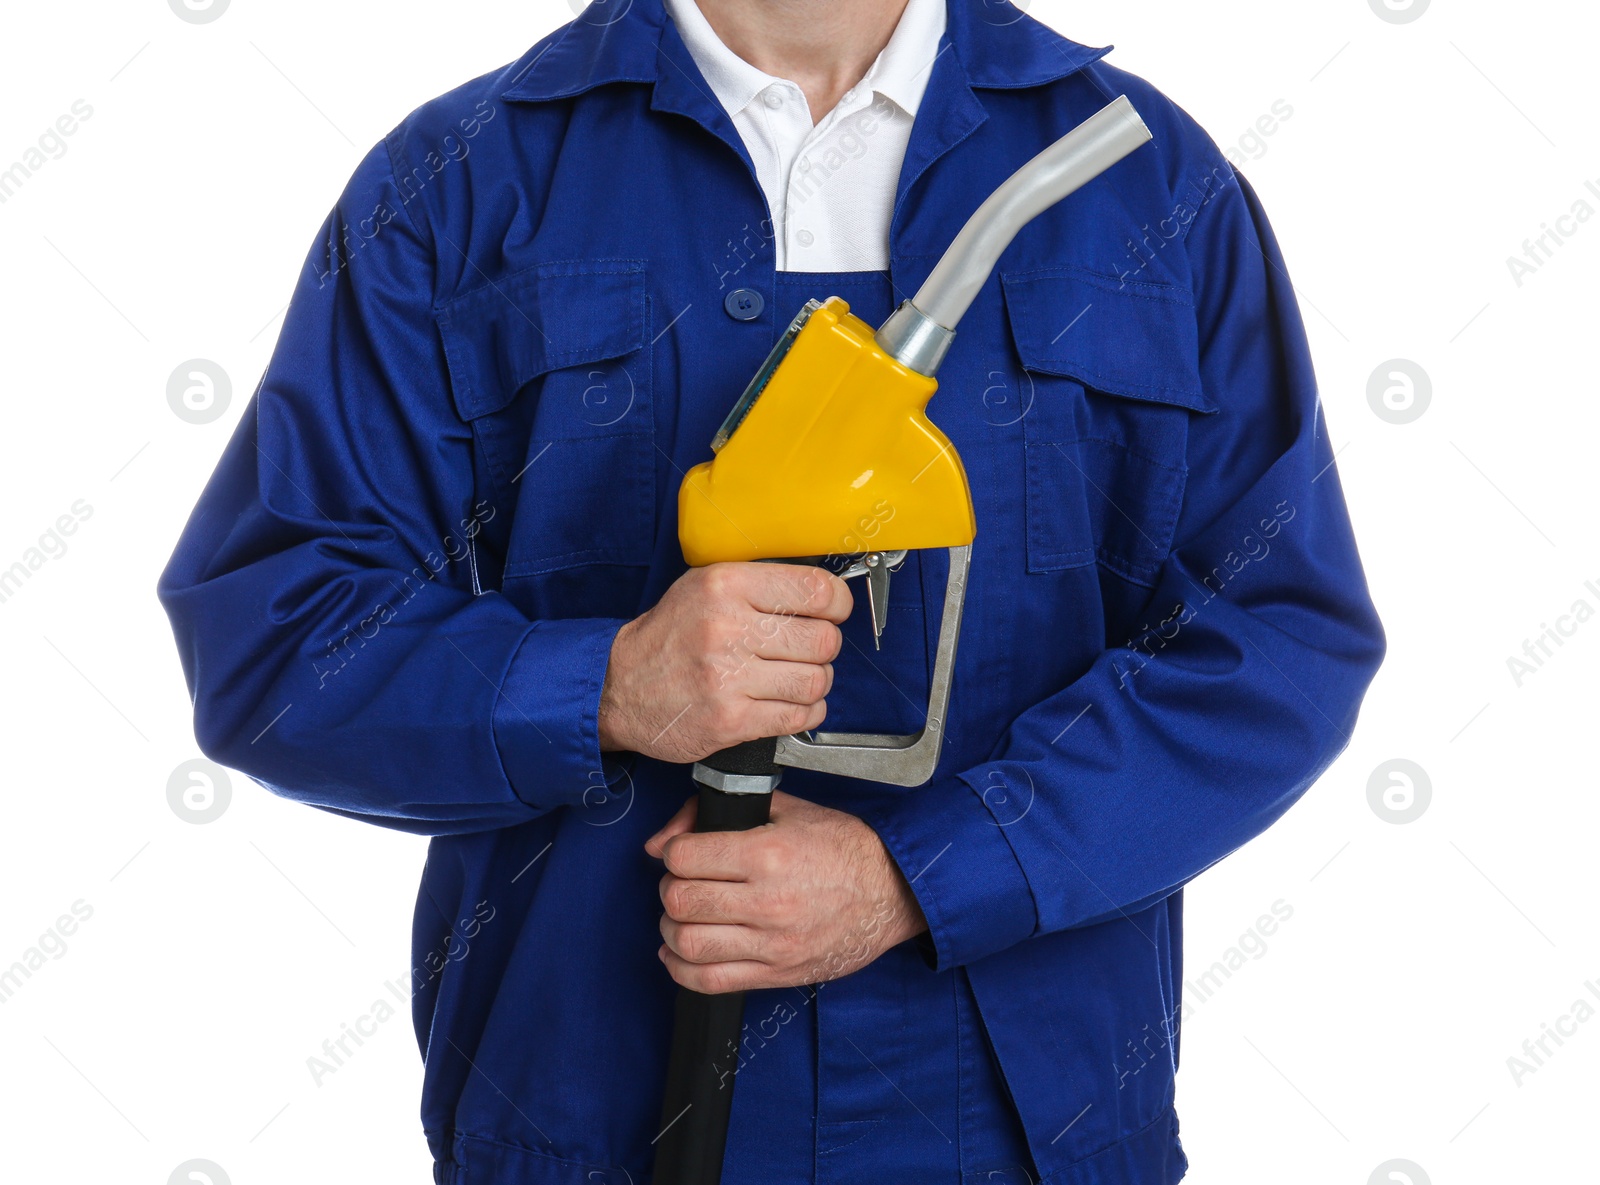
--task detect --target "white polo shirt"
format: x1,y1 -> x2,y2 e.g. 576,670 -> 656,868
663,0 -> 946,272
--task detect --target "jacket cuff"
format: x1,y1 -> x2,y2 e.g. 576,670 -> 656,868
855,772 -> 1038,971
493,617 -> 628,813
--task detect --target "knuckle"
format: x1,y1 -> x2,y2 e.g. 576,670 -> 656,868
677,927 -> 707,963
766,615 -> 799,655
779,669 -> 812,703
805,665 -> 829,702
820,623 -> 843,660
751,610 -> 783,645
824,574 -> 852,616
808,573 -> 839,615
791,618 -> 837,662
690,622 -> 722,666
662,878 -> 689,919
696,652 -> 728,695
708,700 -> 744,739
706,615 -> 740,654
696,833 -> 729,868
660,839 -> 686,878
769,926 -> 802,961
741,837 -> 769,878
751,836 -> 787,880
781,898 -> 811,937
700,565 -> 735,601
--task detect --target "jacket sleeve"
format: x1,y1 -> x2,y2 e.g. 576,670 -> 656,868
856,166 -> 1386,970
156,138 -> 627,836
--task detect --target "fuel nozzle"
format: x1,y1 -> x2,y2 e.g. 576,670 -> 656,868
876,94 -> 1153,377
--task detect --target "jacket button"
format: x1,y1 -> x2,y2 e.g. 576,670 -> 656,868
724,288 -> 764,321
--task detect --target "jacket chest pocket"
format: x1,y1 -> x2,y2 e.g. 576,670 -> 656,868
437,260 -> 654,614
1001,266 -> 1215,588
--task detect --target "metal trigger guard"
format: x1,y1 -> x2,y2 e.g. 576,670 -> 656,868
774,544 -> 970,787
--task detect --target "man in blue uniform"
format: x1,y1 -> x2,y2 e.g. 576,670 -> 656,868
158,0 -> 1385,1180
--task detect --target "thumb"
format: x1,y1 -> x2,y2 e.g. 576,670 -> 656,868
645,794 -> 698,858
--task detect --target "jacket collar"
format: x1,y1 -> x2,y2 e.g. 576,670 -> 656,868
497,0 -> 1112,105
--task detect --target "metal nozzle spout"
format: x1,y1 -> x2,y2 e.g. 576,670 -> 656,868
877,95 -> 1153,376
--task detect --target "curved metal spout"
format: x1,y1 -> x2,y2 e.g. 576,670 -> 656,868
876,95 -> 1152,376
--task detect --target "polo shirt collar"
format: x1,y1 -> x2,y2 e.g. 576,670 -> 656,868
659,0 -> 779,117
867,0 -> 947,116
660,0 -> 946,118
497,0 -> 1112,105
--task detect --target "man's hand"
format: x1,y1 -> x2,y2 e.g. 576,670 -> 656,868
645,790 -> 929,993
598,563 -> 852,764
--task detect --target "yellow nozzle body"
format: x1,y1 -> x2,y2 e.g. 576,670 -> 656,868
678,297 -> 976,567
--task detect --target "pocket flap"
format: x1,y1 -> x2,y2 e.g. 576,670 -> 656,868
1001,265 -> 1215,414
436,259 -> 646,421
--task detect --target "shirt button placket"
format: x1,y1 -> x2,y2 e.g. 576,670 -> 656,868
723,287 -> 765,322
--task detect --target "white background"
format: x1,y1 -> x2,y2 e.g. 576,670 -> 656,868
0,1 -> 1594,1182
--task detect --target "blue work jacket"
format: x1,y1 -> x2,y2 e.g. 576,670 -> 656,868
157,0 -> 1385,1181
